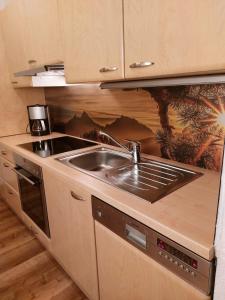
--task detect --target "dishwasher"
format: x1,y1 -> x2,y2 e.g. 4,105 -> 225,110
92,196 -> 214,300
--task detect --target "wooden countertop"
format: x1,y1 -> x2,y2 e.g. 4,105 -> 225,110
0,133 -> 221,260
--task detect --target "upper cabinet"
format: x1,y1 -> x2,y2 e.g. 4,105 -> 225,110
59,0 -> 225,83
123,0 -> 225,79
2,0 -> 225,84
21,0 -> 63,69
1,0 -> 63,77
0,0 -> 28,75
59,0 -> 124,83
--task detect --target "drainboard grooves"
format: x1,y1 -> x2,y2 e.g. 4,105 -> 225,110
126,175 -> 159,190
121,181 -> 149,191
139,164 -> 180,178
109,162 -> 202,203
139,167 -> 175,184
135,172 -> 168,186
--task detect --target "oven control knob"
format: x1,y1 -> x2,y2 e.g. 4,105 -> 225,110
164,254 -> 168,259
174,261 -> 178,266
191,271 -> 196,277
185,268 -> 190,273
158,251 -> 163,256
169,257 -> 173,263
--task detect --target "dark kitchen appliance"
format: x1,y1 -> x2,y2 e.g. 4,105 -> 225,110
13,154 -> 50,237
27,104 -> 51,136
18,136 -> 98,158
92,196 -> 215,295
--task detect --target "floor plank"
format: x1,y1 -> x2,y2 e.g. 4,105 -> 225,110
0,199 -> 88,300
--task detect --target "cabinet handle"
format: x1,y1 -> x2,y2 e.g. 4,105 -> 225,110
7,189 -> 13,195
129,61 -> 154,68
70,191 -> 85,201
3,163 -> 10,168
28,59 -> 37,64
11,81 -> 18,84
1,150 -> 7,156
99,66 -> 118,73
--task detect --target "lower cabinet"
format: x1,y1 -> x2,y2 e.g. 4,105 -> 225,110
43,168 -> 99,300
95,222 -> 210,300
2,182 -> 21,218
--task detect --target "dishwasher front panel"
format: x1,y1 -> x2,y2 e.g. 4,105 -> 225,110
92,196 -> 214,296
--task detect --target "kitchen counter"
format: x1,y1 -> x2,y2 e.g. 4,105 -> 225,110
0,132 -> 221,260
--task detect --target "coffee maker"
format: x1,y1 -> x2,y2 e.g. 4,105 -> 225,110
27,104 -> 51,136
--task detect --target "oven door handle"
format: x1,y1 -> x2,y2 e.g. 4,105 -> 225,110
13,168 -> 37,186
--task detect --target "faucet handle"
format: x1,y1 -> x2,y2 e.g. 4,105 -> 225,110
124,139 -> 141,153
124,139 -> 141,164
124,139 -> 141,147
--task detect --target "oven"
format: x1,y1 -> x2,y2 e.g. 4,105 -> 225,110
13,154 -> 50,237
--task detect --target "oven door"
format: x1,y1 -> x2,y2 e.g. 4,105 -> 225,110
14,167 -> 50,237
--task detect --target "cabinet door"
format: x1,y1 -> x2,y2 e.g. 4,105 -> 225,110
44,170 -> 71,270
96,222 -> 210,300
22,0 -> 63,69
124,0 -> 225,79
0,0 -> 28,75
1,0 -> 63,77
59,0 -> 124,83
69,184 -> 99,300
44,169 -> 99,300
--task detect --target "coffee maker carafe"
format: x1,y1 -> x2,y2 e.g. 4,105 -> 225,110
27,104 -> 51,136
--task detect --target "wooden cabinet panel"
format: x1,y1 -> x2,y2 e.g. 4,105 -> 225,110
1,0 -> 63,79
2,182 -> 21,218
124,0 -> 225,79
0,0 -> 28,75
68,185 -> 98,300
59,0 -> 124,83
44,169 -> 99,300
0,144 -> 15,164
44,172 -> 71,270
22,0 -> 63,68
95,222 -> 210,300
0,158 -> 18,192
10,77 -> 33,88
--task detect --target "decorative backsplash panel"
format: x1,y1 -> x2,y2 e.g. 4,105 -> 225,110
45,84 -> 225,171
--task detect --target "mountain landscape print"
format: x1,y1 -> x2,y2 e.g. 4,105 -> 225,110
46,83 -> 225,171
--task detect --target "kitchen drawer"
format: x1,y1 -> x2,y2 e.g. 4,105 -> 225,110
3,182 -> 21,218
0,158 -> 18,191
0,143 -> 14,163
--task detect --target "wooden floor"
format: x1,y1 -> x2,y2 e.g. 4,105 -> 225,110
0,199 -> 88,300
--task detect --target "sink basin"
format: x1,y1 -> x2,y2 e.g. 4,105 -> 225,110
57,147 -> 131,172
57,147 -> 202,203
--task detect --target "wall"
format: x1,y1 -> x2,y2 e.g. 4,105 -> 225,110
45,83 -> 225,172
0,24 -> 45,137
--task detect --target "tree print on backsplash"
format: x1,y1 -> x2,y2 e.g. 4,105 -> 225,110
145,85 -> 225,171
47,83 -> 225,172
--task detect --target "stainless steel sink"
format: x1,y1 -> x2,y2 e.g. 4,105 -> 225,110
57,147 -> 131,173
57,147 -> 202,203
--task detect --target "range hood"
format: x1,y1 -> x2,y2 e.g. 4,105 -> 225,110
15,64 -> 64,76
100,74 -> 225,89
14,64 -> 70,87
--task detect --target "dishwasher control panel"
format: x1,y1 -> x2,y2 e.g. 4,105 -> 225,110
92,196 -> 215,295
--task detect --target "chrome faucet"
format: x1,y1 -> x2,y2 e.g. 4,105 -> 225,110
98,131 -> 141,164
